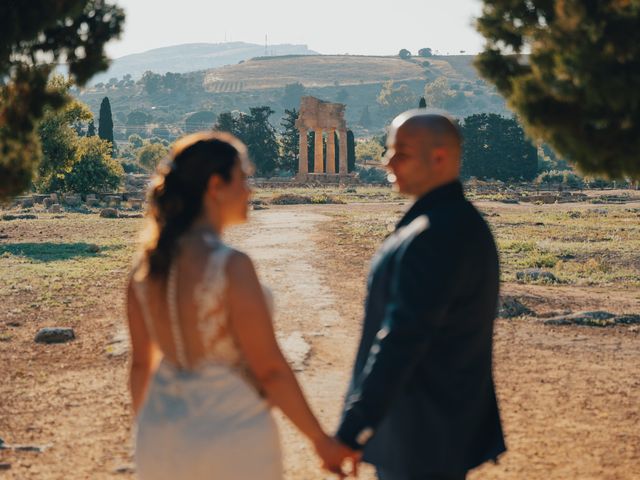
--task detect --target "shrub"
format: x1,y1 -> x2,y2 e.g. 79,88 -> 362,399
137,143 -> 168,170
64,137 -> 124,193
356,166 -> 389,184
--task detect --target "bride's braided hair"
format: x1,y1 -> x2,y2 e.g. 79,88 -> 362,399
140,131 -> 247,278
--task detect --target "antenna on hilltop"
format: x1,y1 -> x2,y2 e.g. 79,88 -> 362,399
265,34 -> 268,56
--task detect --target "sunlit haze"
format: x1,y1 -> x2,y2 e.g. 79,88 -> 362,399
106,0 -> 485,58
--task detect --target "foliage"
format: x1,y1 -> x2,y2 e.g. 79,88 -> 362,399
423,77 -> 457,109
418,48 -> 433,57
0,0 -> 124,200
137,143 -> 168,171
98,97 -> 114,154
475,0 -> 640,179
36,77 -> 93,192
399,49 -> 412,59
86,119 -> 96,137
356,165 -> 389,184
280,109 -> 299,172
281,82 -> 306,109
185,111 -> 216,133
347,130 -> 356,173
377,81 -> 418,117
63,136 -> 124,193
216,107 -> 280,176
419,97 -> 427,108
535,170 -> 584,188
128,134 -> 144,149
356,139 -> 384,164
461,113 -> 538,181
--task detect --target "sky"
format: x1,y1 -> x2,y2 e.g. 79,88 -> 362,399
105,0 -> 486,59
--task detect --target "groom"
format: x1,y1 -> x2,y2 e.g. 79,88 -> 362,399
336,110 -> 506,479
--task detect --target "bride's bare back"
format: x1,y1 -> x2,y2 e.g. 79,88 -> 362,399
132,230 -> 251,372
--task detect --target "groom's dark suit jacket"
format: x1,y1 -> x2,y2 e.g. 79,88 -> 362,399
337,180 -> 505,476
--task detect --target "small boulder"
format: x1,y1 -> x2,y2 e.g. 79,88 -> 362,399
48,204 -> 62,213
86,244 -> 100,253
100,208 -> 119,218
35,327 -> 75,344
499,296 -> 534,318
0,463 -> 10,471
516,269 -> 558,283
43,198 -> 53,208
63,194 -> 81,206
21,198 -> 34,208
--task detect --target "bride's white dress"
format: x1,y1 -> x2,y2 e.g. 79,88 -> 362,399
132,233 -> 283,479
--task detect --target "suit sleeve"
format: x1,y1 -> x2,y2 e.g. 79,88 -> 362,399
337,228 -> 457,450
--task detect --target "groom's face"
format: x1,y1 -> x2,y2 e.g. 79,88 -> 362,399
384,125 -> 436,197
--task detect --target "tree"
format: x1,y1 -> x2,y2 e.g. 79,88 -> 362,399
377,81 -> 418,117
423,77 -> 456,109
359,106 -> 372,128
87,120 -> 96,137
185,111 -> 216,133
238,107 -> 279,177
126,111 -> 152,137
418,48 -> 433,58
214,111 -> 240,136
399,49 -> 412,59
281,82 -> 306,109
137,143 -> 168,171
63,136 -> 124,193
356,139 -> 385,164
347,130 -> 356,173
476,1 -> 640,179
279,109 -> 299,173
0,0 -> 125,200
461,114 -> 538,181
98,97 -> 114,154
140,71 -> 163,96
36,77 -> 92,192
128,134 -> 144,149
419,97 -> 427,108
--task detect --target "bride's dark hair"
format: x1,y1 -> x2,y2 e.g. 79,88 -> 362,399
139,131 -> 249,278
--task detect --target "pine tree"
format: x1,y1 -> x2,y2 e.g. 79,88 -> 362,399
475,0 -> 640,179
279,109 -> 299,173
98,97 -> 115,154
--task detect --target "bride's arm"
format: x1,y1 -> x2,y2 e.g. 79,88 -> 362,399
226,251 -> 352,473
126,279 -> 159,417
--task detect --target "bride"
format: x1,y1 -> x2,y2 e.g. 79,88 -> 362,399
126,132 -> 355,479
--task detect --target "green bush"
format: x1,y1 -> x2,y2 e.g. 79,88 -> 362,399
63,137 -> 124,194
356,166 -> 389,184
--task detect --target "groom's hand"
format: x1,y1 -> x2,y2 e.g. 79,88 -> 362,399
335,437 -> 362,478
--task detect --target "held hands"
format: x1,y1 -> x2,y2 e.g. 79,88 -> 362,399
313,434 -> 361,478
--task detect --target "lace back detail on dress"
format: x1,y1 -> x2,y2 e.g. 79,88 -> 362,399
193,244 -> 239,364
167,260 -> 189,368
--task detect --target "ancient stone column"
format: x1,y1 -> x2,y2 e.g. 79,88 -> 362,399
326,129 -> 336,174
338,129 -> 348,175
298,129 -> 308,175
314,128 -> 324,173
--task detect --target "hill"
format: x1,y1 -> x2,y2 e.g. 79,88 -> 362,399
90,42 -> 318,84
78,54 -> 510,139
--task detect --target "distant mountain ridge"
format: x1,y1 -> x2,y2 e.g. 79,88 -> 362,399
91,42 -> 318,84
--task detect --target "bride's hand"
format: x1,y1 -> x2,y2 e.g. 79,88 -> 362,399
313,434 -> 361,478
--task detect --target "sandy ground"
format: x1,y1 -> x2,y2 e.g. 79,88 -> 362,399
1,204 -> 639,479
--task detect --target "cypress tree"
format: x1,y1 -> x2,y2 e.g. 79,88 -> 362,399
419,97 -> 427,108
347,130 -> 356,173
98,97 -> 115,154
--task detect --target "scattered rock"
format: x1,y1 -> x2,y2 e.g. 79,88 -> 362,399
516,268 -> 558,284
7,321 -> 22,327
0,463 -> 10,470
21,198 -> 34,208
43,198 -> 53,208
252,205 -> 268,211
34,327 -> 75,344
100,208 -> 119,218
118,213 -> 144,219
0,233 -> 9,239
86,244 -> 100,253
113,464 -> 135,474
47,204 -> 62,213
499,296 -> 534,318
544,311 -> 640,327
63,194 -> 81,206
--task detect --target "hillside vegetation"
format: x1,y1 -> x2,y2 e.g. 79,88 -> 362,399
78,54 -> 510,138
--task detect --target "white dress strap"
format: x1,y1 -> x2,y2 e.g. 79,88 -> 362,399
167,260 -> 189,368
